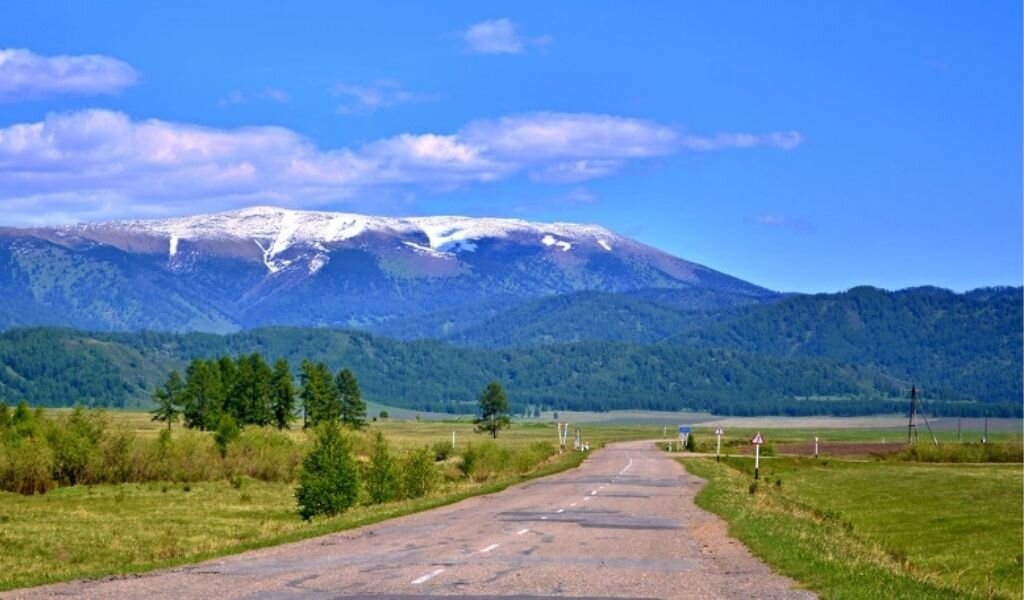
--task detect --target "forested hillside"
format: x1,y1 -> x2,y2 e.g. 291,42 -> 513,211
0,325 -> 1019,417
679,286 -> 1022,404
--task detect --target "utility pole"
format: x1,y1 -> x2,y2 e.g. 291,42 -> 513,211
907,385 -> 918,444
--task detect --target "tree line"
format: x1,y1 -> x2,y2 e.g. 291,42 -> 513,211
151,354 -> 367,431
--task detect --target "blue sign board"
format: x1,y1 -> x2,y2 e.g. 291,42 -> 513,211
678,425 -> 691,434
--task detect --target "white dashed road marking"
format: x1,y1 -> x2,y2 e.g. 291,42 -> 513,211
556,508 -> 564,513
517,528 -> 530,535
412,569 -> 445,584
480,544 -> 500,553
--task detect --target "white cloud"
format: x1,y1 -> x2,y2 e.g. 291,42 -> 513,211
462,112 -> 678,159
461,18 -> 549,54
218,87 -> 290,107
0,108 -> 803,224
681,130 -> 804,151
0,48 -> 138,102
332,80 -> 436,115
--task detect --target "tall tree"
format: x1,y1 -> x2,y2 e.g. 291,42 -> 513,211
474,380 -> 511,438
230,353 -> 273,426
270,358 -> 296,430
336,368 -> 366,430
151,370 -> 184,430
300,360 -> 340,427
182,359 -> 224,430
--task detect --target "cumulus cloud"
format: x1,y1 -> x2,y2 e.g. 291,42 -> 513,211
332,80 -> 437,115
461,18 -> 549,54
0,108 -> 803,223
0,48 -> 138,102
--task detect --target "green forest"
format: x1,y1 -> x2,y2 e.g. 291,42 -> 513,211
0,323 -> 1018,417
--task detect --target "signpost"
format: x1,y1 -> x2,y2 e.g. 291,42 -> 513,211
714,427 -> 724,462
678,425 -> 691,449
751,432 -> 765,480
814,436 -> 819,459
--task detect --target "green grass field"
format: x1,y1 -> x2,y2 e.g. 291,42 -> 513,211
683,456 -> 1023,600
0,417 -> 659,591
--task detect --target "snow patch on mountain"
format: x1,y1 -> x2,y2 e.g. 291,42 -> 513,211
541,234 -> 572,252
64,206 -> 626,272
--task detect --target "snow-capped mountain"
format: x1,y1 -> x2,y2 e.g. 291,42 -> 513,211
0,206 -> 773,333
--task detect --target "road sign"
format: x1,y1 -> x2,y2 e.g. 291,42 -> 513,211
678,425 -> 691,434
751,431 -> 765,479
714,427 -> 724,436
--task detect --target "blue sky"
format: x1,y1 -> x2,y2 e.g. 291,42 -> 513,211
0,1 -> 1020,292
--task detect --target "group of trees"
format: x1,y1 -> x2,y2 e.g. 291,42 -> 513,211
150,354 -> 366,432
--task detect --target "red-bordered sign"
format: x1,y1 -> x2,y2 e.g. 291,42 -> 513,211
751,432 -> 765,445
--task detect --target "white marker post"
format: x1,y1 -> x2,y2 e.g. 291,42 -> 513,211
751,431 -> 765,480
814,436 -> 819,459
452,431 -> 456,449
714,427 -> 724,462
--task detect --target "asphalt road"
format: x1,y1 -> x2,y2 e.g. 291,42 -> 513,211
8,441 -> 815,600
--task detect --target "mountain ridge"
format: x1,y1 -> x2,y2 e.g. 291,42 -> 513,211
0,206 -> 774,333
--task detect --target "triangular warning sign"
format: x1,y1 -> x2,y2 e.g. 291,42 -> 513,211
714,427 -> 724,436
751,432 -> 765,445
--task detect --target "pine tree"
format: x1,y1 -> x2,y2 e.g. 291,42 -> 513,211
230,353 -> 273,426
151,370 -> 184,430
474,381 -> 511,439
182,359 -> 225,431
300,360 -> 340,427
270,359 -> 296,430
337,368 -> 366,430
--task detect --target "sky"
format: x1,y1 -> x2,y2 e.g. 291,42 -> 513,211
0,1 -> 1020,293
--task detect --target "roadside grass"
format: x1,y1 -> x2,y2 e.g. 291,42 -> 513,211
682,456 -> 1023,600
0,445 -> 589,591
0,421 -> 653,591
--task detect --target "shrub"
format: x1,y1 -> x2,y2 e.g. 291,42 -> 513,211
401,446 -> 438,499
364,431 -> 400,504
685,433 -> 696,452
0,437 -> 55,494
295,424 -> 359,520
432,440 -> 453,462
225,427 -> 303,482
457,441 -> 512,481
214,415 -> 240,458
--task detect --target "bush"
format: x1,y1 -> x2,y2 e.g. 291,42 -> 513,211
295,424 -> 359,520
364,431 -> 400,504
213,415 -> 240,458
432,440 -> 453,462
225,427 -> 303,482
401,446 -> 438,499
0,437 -> 55,494
685,433 -> 696,452
457,441 -> 516,481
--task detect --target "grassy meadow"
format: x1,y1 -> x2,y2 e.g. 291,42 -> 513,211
683,455 -> 1024,600
0,408 -> 659,591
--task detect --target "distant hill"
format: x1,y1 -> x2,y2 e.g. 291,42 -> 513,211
0,326 -> 1019,418
678,286 -> 1022,404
